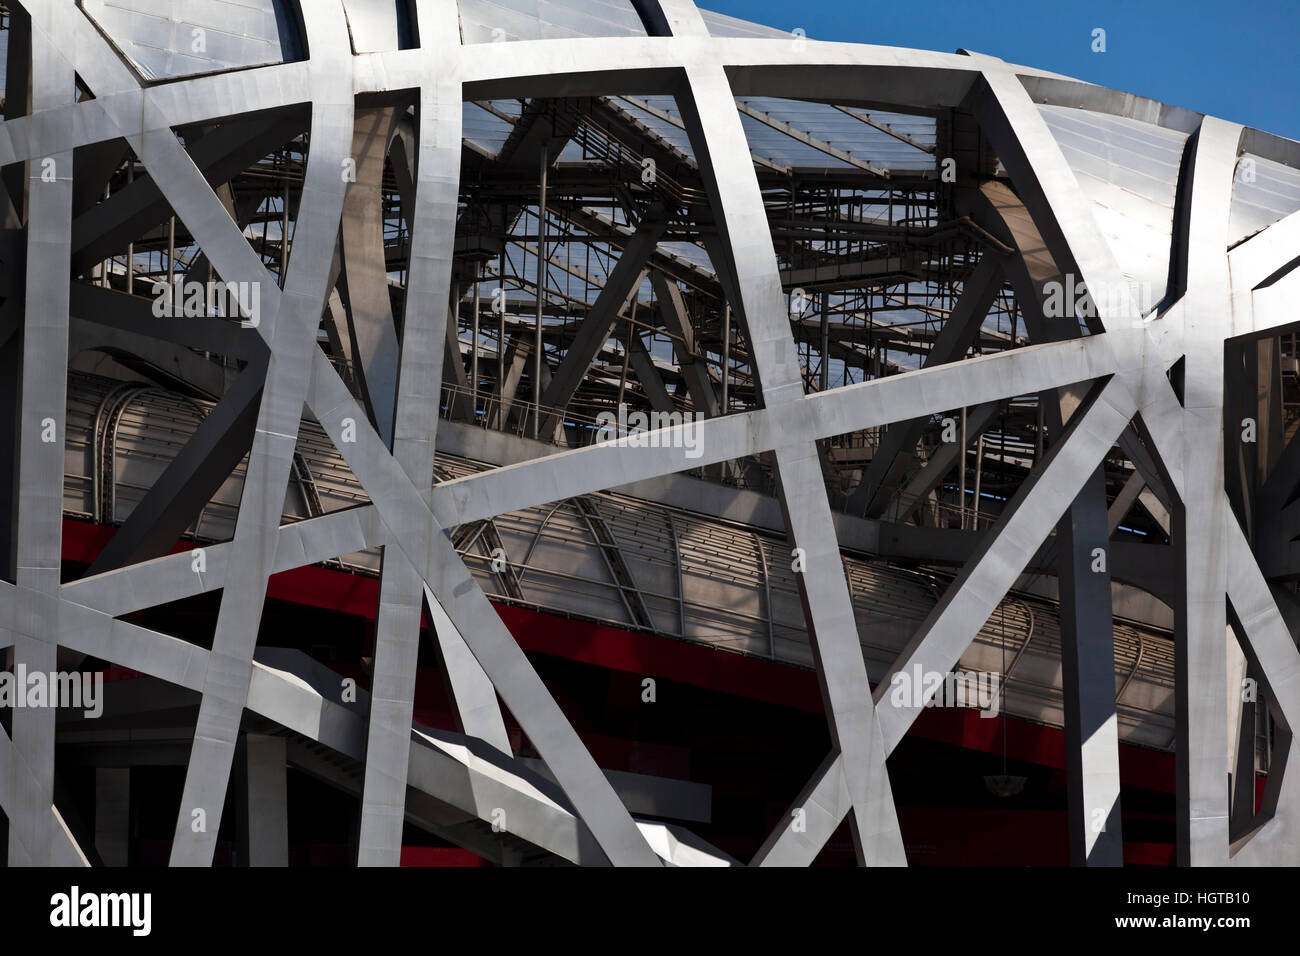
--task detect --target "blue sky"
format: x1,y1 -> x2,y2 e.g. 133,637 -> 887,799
702,0 -> 1300,141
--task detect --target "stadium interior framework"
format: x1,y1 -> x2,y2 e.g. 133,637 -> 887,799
0,0 -> 1297,868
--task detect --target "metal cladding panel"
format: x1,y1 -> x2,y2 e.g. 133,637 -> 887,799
457,0 -> 648,43
699,7 -> 788,39
82,0 -> 304,80
1039,103 -> 1187,309
341,0 -> 405,53
1230,152 -> 1300,246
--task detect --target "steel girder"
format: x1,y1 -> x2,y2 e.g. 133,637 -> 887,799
0,0 -> 1296,869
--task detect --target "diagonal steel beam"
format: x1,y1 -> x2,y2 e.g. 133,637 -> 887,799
756,375 -> 1135,858
307,347 -> 661,865
70,112 -> 305,276
164,4 -> 355,866
847,254 -> 1003,517
85,353 -> 268,575
358,47 -> 510,865
539,211 -> 670,431
651,270 -> 720,417
676,56 -> 905,864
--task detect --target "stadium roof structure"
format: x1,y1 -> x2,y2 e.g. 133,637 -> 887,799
0,0 -> 1298,867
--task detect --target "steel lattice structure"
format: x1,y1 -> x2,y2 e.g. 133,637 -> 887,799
0,0 -> 1298,867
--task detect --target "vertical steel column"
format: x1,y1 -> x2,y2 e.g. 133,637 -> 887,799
498,244 -> 506,402
472,265 -> 481,413
281,180 -> 291,282
8,9 -> 75,865
721,304 -> 730,411
1174,117 -> 1242,866
243,734 -> 288,867
959,406 -> 967,529
534,150 -> 547,439
126,160 -> 134,295
166,215 -> 176,289
1058,465 -> 1123,865
819,291 -> 829,391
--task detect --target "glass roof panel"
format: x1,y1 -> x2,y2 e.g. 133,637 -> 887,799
613,96 -> 699,163
463,101 -> 520,154
459,0 -> 648,43
1230,153 -> 1300,246
735,97 -> 935,172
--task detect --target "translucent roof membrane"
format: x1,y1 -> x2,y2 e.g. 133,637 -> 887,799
657,241 -> 714,274
463,100 -> 521,154
557,138 -> 599,162
1230,153 -> 1300,246
611,96 -> 699,163
737,107 -> 852,168
82,0 -> 303,81
699,8 -> 791,39
458,0 -> 648,43
1039,104 -> 1188,308
736,97 -> 934,172
598,94 -> 935,174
